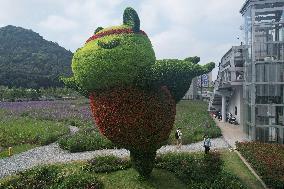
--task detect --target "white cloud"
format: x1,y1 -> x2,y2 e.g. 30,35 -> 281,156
0,0 -> 247,80
39,15 -> 78,31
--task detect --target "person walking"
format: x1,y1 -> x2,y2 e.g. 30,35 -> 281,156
175,128 -> 182,149
203,135 -> 211,154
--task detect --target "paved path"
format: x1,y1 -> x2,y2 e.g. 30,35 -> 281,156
0,138 -> 229,179
214,118 -> 250,149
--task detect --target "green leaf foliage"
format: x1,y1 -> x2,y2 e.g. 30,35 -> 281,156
123,7 -> 140,32
94,26 -> 104,34
58,128 -> 116,153
0,165 -> 103,189
83,155 -> 131,173
184,56 -> 200,64
151,59 -> 215,102
0,25 -> 72,89
72,30 -> 155,93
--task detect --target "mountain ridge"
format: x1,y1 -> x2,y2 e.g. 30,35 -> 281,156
0,25 -> 72,88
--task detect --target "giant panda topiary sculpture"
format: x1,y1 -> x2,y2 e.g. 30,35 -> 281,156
63,7 -> 215,178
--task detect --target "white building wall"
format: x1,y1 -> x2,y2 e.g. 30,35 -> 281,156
227,86 -> 243,124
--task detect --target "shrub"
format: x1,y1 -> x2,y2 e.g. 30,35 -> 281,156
236,142 -> 284,189
155,152 -> 247,188
58,128 -> 115,153
0,165 -> 103,189
83,155 -> 131,173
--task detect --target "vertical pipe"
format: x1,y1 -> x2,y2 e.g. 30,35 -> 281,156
222,95 -> 226,122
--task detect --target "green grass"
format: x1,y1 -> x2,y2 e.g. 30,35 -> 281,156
98,168 -> 187,189
0,144 -> 38,158
221,150 -> 264,189
0,117 -> 69,149
168,100 -> 222,145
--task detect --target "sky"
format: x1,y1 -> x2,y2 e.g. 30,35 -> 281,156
0,0 -> 246,80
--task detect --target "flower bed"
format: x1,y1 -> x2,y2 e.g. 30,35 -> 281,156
0,100 -> 93,127
236,142 -> 284,189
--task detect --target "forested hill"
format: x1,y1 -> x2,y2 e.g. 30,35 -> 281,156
0,25 -> 73,89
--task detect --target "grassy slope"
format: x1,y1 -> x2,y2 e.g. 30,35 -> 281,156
0,115 -> 69,158
168,100 -> 221,144
221,150 -> 264,189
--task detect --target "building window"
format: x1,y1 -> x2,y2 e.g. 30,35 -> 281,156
235,106 -> 237,116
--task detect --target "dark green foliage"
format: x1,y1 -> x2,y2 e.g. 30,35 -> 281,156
123,7 -> 140,32
97,38 -> 121,49
58,128 -> 116,152
83,155 -> 131,173
151,60 -> 215,102
0,25 -> 72,89
0,165 -> 103,189
94,27 -> 104,34
155,152 -> 247,189
130,150 -> 157,179
184,56 -> 200,64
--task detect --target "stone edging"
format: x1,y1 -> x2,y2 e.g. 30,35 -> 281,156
234,150 -> 268,189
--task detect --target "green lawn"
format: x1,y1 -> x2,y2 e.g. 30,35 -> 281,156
0,117 -> 69,158
0,144 -> 38,158
168,100 -> 222,145
98,168 -> 187,189
221,150 -> 264,189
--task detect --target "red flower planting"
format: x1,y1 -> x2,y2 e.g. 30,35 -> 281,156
89,86 -> 176,152
86,28 -> 147,43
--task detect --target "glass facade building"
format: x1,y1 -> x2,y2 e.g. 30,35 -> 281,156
241,0 -> 284,143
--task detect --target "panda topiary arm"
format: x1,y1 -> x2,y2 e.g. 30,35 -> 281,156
151,59 -> 215,103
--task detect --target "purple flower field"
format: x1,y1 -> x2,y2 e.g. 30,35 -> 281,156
0,100 -> 93,123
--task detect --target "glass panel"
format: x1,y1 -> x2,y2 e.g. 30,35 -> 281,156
256,84 -> 283,104
255,63 -> 284,82
255,9 -> 284,24
255,105 -> 284,126
256,127 -> 269,142
255,2 -> 284,10
256,106 -> 269,125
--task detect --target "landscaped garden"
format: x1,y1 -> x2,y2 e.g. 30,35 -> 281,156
0,152 -> 251,189
236,141 -> 284,189
0,6 -> 270,189
0,99 -> 220,156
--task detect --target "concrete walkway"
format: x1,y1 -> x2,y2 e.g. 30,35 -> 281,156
214,118 -> 250,149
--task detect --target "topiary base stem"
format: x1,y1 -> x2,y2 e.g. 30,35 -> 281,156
130,150 -> 156,179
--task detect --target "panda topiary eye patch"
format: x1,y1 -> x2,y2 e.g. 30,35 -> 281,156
97,38 -> 121,49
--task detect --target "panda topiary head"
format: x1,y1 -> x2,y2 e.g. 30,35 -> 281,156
72,7 -> 155,92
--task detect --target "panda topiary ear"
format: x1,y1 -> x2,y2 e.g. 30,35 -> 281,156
94,27 -> 104,34
123,7 -> 140,32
